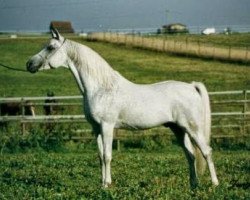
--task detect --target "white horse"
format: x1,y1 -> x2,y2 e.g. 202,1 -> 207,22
26,28 -> 218,188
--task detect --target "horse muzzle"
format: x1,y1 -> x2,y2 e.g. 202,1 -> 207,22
26,56 -> 43,73
26,60 -> 37,73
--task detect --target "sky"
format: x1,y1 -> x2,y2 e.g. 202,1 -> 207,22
0,0 -> 250,32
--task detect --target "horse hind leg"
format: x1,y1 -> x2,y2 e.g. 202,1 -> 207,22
167,123 -> 198,188
185,128 -> 219,186
183,134 -> 200,188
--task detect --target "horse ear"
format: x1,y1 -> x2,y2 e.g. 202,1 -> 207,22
51,27 -> 60,40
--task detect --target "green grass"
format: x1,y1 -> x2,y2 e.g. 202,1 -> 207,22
0,146 -> 249,199
0,36 -> 250,97
0,36 -> 249,132
0,36 -> 250,199
0,38 -> 79,97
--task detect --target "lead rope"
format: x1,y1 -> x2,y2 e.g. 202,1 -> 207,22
0,63 -> 27,72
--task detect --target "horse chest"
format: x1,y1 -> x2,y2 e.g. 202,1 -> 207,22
83,93 -> 119,124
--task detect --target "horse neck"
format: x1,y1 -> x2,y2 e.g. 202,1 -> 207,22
65,40 -> 120,95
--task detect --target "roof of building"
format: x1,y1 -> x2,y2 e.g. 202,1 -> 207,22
50,21 -> 74,33
162,23 -> 187,29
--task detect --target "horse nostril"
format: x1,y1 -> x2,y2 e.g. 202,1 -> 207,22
26,60 -> 37,73
26,60 -> 32,68
26,55 -> 44,73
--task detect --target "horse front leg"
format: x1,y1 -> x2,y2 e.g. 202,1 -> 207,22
96,134 -> 105,185
101,122 -> 114,188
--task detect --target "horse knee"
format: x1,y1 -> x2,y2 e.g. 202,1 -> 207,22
186,131 -> 212,157
201,145 -> 212,159
104,153 -> 112,164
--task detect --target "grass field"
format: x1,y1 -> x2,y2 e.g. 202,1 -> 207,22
0,36 -> 250,97
0,36 -> 250,199
0,146 -> 249,199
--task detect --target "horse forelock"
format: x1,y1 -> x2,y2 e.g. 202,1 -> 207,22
66,40 -> 119,90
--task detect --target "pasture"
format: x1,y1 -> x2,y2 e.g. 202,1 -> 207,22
0,36 -> 250,97
0,35 -> 250,199
0,147 -> 249,199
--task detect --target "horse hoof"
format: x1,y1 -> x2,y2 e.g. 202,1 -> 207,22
213,180 -> 219,186
103,182 -> 112,188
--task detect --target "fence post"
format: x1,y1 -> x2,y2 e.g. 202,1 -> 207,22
173,39 -> 176,53
141,36 -> 144,48
21,98 -> 26,134
132,31 -> 135,45
103,32 -> 106,42
228,46 -> 231,60
198,39 -> 201,56
242,90 -> 247,135
109,31 -> 112,42
185,37 -> 188,57
245,47 -> 249,62
150,38 -> 153,49
124,34 -> 127,45
116,32 -> 119,43
162,39 -> 165,52
165,36 -> 168,52
117,139 -> 121,152
213,44 -> 215,60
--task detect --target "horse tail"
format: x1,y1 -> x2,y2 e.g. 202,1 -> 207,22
192,82 -> 211,175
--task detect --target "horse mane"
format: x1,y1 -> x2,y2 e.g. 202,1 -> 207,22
66,40 -> 120,89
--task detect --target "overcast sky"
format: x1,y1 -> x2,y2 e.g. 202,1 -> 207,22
0,0 -> 250,32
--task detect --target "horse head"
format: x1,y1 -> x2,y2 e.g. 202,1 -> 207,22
26,28 -> 68,73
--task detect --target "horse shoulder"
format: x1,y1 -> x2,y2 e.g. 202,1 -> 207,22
85,88 -> 122,124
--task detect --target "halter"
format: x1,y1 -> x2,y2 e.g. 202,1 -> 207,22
38,38 -> 67,67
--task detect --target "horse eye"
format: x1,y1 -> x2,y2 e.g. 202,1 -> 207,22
47,45 -> 55,51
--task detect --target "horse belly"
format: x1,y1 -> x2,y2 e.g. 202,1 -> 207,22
117,101 -> 171,130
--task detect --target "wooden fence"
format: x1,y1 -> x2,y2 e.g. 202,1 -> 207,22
88,32 -> 250,63
209,90 -> 250,138
0,90 -> 249,139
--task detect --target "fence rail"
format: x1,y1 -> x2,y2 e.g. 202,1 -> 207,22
0,90 -> 249,138
88,32 -> 250,63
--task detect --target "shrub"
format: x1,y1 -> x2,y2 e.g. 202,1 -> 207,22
0,124 -> 74,153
